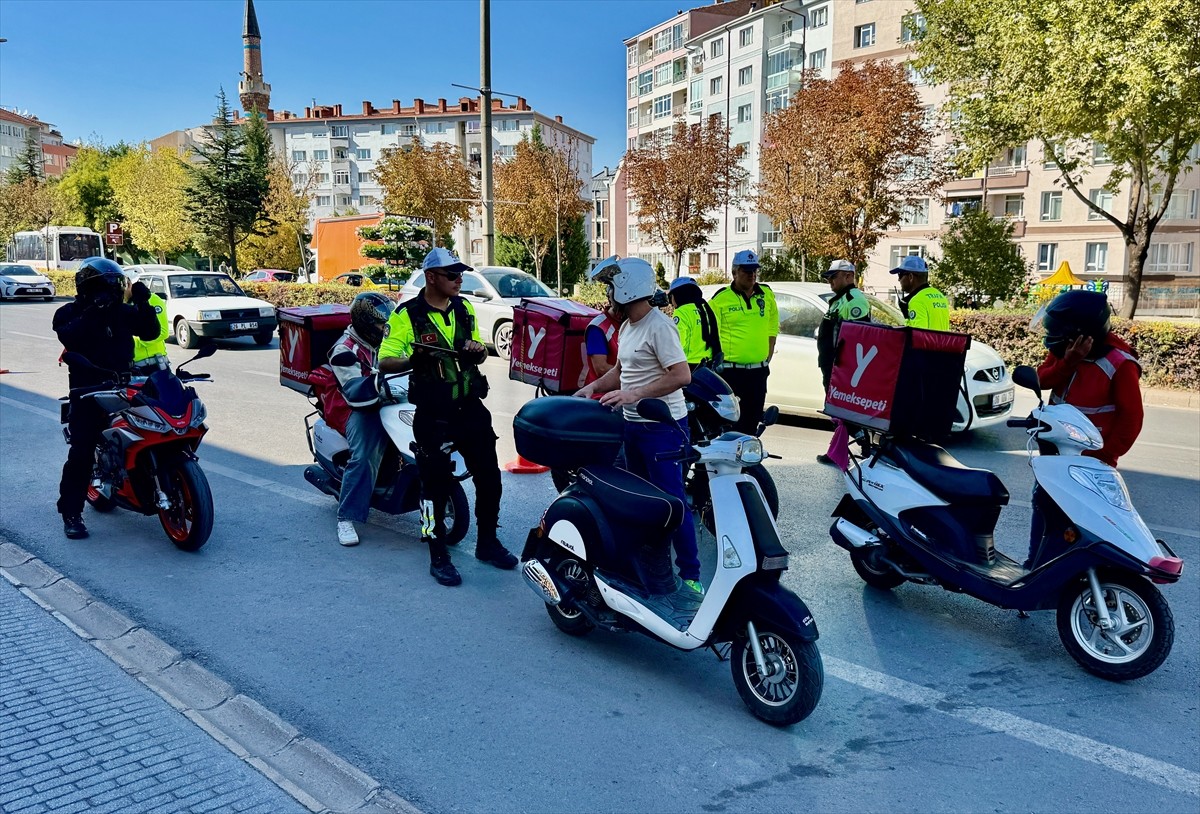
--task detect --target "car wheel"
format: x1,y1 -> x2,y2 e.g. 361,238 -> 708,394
253,331 -> 274,346
175,319 -> 200,349
493,321 -> 513,361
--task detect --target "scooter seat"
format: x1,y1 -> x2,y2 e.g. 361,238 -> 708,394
574,465 -> 685,534
887,441 -> 1009,507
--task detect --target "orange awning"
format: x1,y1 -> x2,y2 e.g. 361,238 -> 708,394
310,213 -> 383,282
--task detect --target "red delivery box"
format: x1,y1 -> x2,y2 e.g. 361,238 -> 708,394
825,321 -> 970,439
509,298 -> 600,394
278,304 -> 351,393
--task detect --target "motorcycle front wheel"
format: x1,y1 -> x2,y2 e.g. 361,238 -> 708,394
158,458 -> 215,552
441,481 -> 471,546
1056,572 -> 1173,681
731,621 -> 823,726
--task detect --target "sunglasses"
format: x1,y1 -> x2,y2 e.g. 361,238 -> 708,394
431,269 -> 464,281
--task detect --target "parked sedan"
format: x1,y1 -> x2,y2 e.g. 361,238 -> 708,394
397,266 -> 554,360
0,263 -> 56,301
700,281 -> 1015,432
243,269 -> 297,282
125,265 -> 278,349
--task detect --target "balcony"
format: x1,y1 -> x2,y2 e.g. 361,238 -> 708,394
994,216 -> 1027,238
984,166 -> 1031,189
766,67 -> 805,91
767,31 -> 800,51
944,176 -> 984,193
762,231 -> 783,245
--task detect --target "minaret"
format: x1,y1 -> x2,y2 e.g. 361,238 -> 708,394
238,0 -> 271,114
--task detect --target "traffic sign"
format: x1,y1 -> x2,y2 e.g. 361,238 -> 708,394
105,222 -> 124,246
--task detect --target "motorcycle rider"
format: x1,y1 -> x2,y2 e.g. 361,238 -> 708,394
668,276 -> 722,369
120,267 -> 171,373
329,291 -> 396,547
53,257 -> 160,539
378,248 -> 517,586
574,258 -> 702,604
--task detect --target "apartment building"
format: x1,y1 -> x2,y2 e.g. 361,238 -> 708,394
0,108 -> 77,178
616,0 -> 1199,311
590,167 -> 617,263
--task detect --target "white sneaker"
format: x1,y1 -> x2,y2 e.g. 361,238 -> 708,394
337,520 -> 360,546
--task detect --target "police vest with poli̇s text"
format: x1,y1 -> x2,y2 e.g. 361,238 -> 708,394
902,285 -> 950,331
132,292 -> 170,363
378,292 -> 488,408
709,283 -> 778,365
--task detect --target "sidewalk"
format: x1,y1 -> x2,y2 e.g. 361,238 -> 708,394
1143,387 -> 1200,410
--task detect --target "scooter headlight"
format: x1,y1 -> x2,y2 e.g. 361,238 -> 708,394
189,401 -> 207,428
1058,420 -> 1103,449
126,411 -> 170,433
1069,466 -> 1131,510
736,437 -> 764,466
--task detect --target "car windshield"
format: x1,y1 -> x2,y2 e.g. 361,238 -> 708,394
57,234 -> 101,262
168,274 -> 245,298
272,272 -> 296,282
0,264 -> 38,276
481,270 -> 553,298
819,291 -> 905,326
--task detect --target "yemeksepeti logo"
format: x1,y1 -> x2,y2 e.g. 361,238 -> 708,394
851,342 -> 878,387
525,325 -> 546,358
829,386 -> 888,412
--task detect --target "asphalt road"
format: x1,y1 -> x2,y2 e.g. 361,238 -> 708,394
1,299 -> 1197,813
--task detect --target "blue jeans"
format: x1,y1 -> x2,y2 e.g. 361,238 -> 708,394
337,409 -> 389,523
623,417 -> 700,582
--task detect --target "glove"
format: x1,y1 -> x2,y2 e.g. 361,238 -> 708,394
130,281 -> 152,304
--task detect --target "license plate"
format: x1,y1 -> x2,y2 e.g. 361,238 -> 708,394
993,389 -> 1015,407
230,321 -> 258,331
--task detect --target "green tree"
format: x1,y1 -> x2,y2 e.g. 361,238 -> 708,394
109,146 -> 193,263
374,138 -> 475,245
241,156 -> 316,272
930,207 -> 1030,307
356,216 -> 434,278
495,235 -> 536,274
184,89 -> 270,275
6,128 -> 43,185
913,0 -> 1200,317
4,179 -> 70,270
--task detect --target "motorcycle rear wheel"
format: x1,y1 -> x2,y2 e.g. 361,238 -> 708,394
540,543 -> 595,637
731,622 -> 823,727
1056,572 -> 1173,681
850,545 -> 906,590
158,458 -> 214,552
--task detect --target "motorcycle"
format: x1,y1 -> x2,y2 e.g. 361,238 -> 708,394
61,345 -> 217,551
515,396 -> 823,726
829,365 -> 1183,680
300,358 -> 471,545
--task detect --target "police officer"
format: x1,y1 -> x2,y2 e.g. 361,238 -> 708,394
668,276 -> 722,369
709,250 -> 778,435
54,257 -> 161,539
378,248 -> 516,586
816,259 -> 871,464
891,256 -> 950,331
121,267 -> 170,373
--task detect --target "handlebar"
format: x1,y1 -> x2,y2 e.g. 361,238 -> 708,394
1006,417 -> 1039,429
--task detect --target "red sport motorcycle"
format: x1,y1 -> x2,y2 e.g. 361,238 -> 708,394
60,346 -> 217,551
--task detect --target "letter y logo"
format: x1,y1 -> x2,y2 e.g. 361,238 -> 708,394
850,343 -> 878,387
526,325 -> 546,358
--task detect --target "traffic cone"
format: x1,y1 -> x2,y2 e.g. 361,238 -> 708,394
505,454 -> 549,474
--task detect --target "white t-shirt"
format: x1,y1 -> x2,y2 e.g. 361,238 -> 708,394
617,308 -> 688,421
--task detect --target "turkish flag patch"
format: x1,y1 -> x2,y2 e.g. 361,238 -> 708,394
421,332 -> 438,344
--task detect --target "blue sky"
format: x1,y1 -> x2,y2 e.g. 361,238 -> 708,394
0,0 -> 690,170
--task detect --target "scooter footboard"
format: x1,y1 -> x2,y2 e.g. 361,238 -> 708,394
714,576 -> 819,644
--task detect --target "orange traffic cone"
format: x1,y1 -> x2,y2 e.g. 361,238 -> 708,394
505,454 -> 549,474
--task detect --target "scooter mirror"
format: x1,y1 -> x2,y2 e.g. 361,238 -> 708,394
635,398 -> 675,424
761,405 -> 780,427
1012,365 -> 1041,396
192,343 -> 218,361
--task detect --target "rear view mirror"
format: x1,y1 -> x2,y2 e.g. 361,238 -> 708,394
1012,365 -> 1041,396
635,398 -> 675,424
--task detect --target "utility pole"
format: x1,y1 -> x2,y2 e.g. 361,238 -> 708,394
480,0 -> 495,265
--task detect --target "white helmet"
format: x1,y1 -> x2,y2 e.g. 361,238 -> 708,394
119,265 -> 138,283
608,258 -> 656,305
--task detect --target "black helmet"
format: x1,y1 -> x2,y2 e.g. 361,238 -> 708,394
350,291 -> 395,347
1041,290 -> 1111,357
75,257 -> 125,307
684,365 -> 740,426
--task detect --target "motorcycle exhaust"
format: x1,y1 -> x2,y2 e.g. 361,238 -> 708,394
521,559 -> 563,606
831,518 -> 880,550
303,464 -> 341,498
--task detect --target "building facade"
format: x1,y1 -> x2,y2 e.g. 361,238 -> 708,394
0,108 -> 77,178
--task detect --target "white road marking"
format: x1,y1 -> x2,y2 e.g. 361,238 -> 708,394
7,331 -> 58,342
241,370 -> 277,378
0,395 -> 59,421
823,655 -> 1200,797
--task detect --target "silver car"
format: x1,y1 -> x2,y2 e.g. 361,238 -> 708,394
701,281 -> 1015,432
397,266 -> 554,360
0,263 -> 56,301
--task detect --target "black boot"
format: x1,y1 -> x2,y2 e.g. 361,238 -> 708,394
474,535 -> 517,570
63,514 -> 89,540
427,539 -> 462,586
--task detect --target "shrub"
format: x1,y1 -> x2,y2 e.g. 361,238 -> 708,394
47,271 -> 76,297
239,281 -> 366,307
694,269 -> 729,287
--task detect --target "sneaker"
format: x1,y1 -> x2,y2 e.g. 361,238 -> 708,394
429,555 -> 462,586
669,582 -> 705,613
475,538 -> 518,570
337,520 -> 360,547
816,453 -> 835,465
682,579 -> 705,596
63,515 -> 88,540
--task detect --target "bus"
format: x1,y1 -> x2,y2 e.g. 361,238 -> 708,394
6,226 -> 104,271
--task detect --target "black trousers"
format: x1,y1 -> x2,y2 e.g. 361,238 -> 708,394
57,395 -> 106,517
412,397 -> 502,545
721,366 -> 770,435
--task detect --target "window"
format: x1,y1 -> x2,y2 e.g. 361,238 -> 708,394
999,144 -> 1026,167
1088,188 -> 1114,220
337,195 -> 352,207
628,107 -> 638,127
1085,242 -> 1109,273
333,170 -> 350,185
638,70 -> 653,95
355,148 -> 371,160
765,90 -> 787,114
627,45 -> 638,68
776,293 -> 825,339
315,195 -> 331,206
314,172 -> 329,183
498,119 -> 520,131
628,225 -> 640,242
905,63 -> 929,86
707,252 -> 720,268
808,6 -> 828,28
1092,142 -> 1111,165
424,122 -> 446,134
1146,242 -> 1194,274
330,125 -> 348,137
710,39 -> 724,59
334,147 -> 348,159
710,76 -> 723,95
292,173 -> 306,185
901,12 -> 926,42
1042,142 -> 1061,169
358,172 -> 372,183
736,141 -> 750,155
689,80 -> 703,112
313,149 -> 329,161
292,150 -> 307,161
1040,191 -> 1063,221
654,29 -> 673,54
739,27 -> 753,47
901,198 -> 930,225
359,195 -> 377,207
653,94 -> 672,119
629,77 -> 638,99
1003,194 -> 1024,217
400,124 -> 418,136
497,145 -> 516,158
738,66 -> 753,86
655,63 -> 671,87
1155,189 -> 1199,220
737,104 -> 752,124
855,23 -> 876,48
1037,243 -> 1058,272
735,178 -> 751,197
945,197 -> 980,217
890,245 -> 927,268
809,49 -> 827,70
734,216 -> 749,233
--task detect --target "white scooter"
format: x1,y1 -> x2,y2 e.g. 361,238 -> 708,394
514,396 -> 823,727
830,365 -> 1183,680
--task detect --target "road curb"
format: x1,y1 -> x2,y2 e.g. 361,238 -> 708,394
0,539 -> 422,814
1143,388 -> 1199,410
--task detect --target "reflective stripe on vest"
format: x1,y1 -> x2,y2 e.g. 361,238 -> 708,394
1049,347 -> 1137,413
589,313 -> 616,343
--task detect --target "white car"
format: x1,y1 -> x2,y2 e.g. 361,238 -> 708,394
700,281 -> 1015,432
0,263 -> 56,301
397,266 -> 555,360
124,265 -> 278,349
